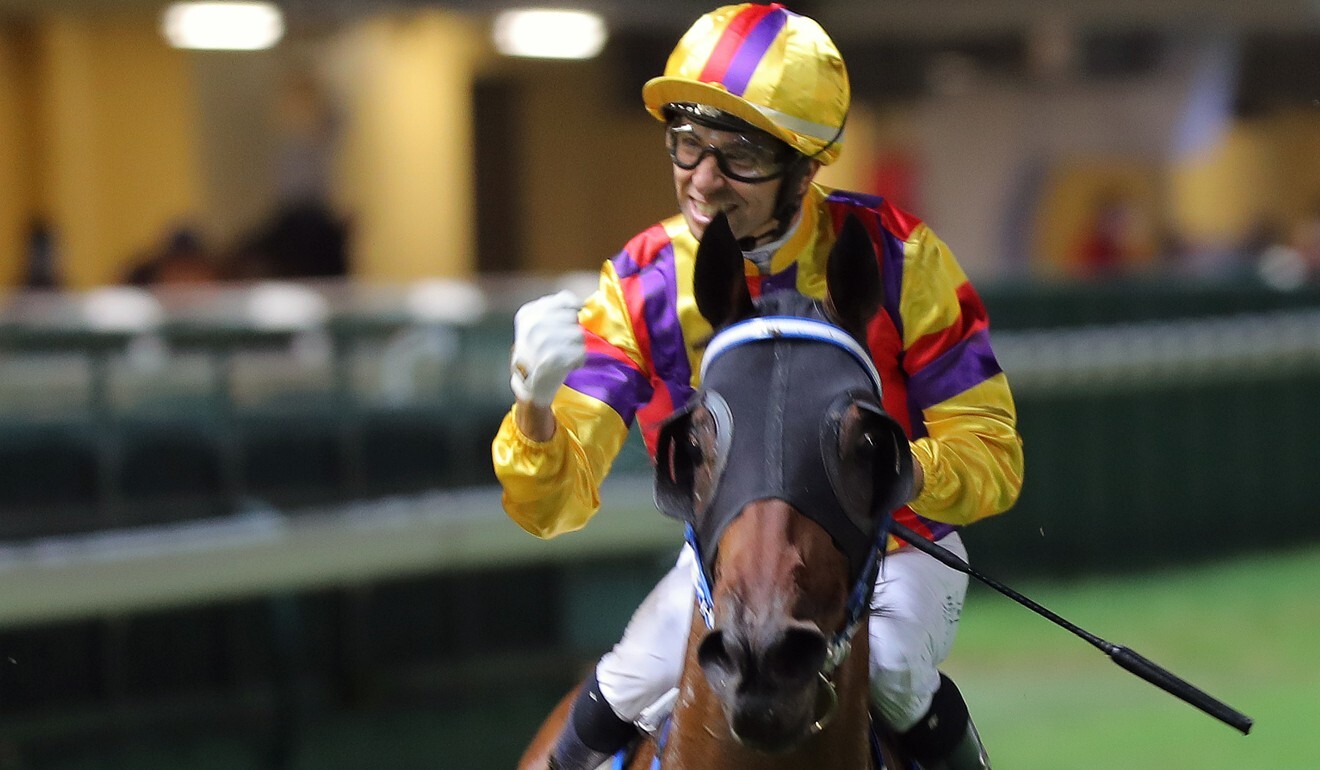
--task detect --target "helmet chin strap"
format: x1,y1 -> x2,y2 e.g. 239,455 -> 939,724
736,155 -> 813,251
735,225 -> 783,252
734,115 -> 843,250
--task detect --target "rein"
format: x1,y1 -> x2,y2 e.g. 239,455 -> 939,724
689,315 -> 891,733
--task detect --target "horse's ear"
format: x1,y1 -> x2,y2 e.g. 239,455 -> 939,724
694,212 -> 754,328
825,215 -> 882,334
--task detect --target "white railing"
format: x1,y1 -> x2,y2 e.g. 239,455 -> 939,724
995,308 -> 1320,392
1,283 -> 1318,624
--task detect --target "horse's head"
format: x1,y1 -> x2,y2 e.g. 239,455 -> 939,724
654,213 -> 913,753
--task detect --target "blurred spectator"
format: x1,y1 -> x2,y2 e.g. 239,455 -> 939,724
123,227 -> 220,286
224,69 -> 350,280
22,218 -> 62,289
228,202 -> 349,280
274,70 -> 338,206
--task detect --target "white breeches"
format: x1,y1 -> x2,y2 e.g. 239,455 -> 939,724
594,532 -> 969,734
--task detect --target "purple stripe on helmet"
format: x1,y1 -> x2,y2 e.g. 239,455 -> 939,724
565,353 -> 652,424
906,329 -> 1003,411
639,245 -> 693,404
721,8 -> 788,96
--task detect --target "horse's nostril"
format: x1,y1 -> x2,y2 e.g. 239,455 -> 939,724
698,630 -> 732,669
698,629 -> 742,695
765,625 -> 828,685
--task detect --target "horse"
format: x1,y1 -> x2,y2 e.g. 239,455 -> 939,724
520,212 -> 918,769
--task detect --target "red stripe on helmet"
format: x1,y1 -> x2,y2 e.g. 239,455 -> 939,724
696,3 -> 777,85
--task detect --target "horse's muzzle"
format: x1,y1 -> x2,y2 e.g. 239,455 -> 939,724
698,622 -> 835,752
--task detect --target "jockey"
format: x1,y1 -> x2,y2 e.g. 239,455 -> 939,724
491,4 -> 1023,769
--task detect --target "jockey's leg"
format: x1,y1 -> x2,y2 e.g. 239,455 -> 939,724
549,546 -> 696,770
548,669 -> 637,770
895,673 -> 992,770
868,532 -> 991,769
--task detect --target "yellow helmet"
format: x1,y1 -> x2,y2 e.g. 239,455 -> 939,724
642,3 -> 849,165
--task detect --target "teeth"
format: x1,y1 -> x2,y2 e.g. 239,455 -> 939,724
693,201 -> 720,217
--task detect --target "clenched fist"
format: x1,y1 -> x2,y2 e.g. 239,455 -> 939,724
510,290 -> 586,407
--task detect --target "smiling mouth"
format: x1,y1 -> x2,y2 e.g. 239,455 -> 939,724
692,200 -> 730,221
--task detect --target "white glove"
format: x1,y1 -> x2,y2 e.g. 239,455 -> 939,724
510,290 -> 586,407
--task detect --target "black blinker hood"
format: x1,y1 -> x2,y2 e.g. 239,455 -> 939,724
688,336 -> 886,584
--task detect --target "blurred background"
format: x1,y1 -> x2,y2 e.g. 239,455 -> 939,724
0,0 -> 1318,767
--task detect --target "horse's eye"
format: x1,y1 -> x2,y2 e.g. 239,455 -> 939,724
828,408 -> 880,525
837,411 -> 877,466
685,433 -> 705,463
690,407 -> 722,513
690,411 -> 716,458
852,430 -> 877,463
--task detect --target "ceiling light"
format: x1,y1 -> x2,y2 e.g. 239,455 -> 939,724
161,1 -> 285,51
493,9 -> 608,60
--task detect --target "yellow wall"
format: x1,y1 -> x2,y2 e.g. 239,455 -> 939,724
189,49 -> 281,250
0,25 -> 37,285
333,12 -> 479,281
814,102 -> 884,194
1169,121 -> 1279,248
508,71 -> 888,274
1166,110 -> 1320,253
36,14 -> 204,288
5,7 -> 1320,288
1266,109 -> 1320,221
509,58 -> 672,274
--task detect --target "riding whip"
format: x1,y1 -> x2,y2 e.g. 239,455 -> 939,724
888,521 -> 1254,735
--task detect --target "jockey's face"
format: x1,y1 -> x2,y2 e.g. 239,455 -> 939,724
670,119 -> 816,243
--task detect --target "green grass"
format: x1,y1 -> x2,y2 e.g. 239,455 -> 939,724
945,545 -> 1320,769
33,547 -> 1319,769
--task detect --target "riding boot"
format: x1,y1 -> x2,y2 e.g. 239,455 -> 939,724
548,669 -> 638,770
895,672 -> 991,769
924,717 -> 991,770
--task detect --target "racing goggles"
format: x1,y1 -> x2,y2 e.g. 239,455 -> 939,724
665,121 -> 790,183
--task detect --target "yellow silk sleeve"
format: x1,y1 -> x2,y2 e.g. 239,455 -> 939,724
896,224 -> 969,349
492,388 -> 632,539
909,376 -> 1024,526
492,260 -> 646,539
898,225 -> 1025,525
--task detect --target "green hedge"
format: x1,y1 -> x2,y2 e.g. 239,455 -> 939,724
963,369 -> 1320,578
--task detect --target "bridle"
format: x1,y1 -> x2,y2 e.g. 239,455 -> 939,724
656,314 -> 910,734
